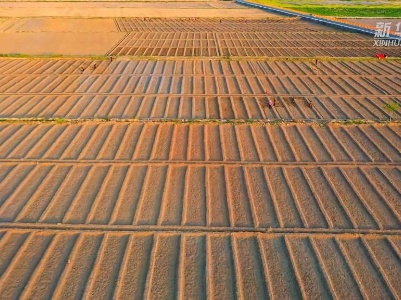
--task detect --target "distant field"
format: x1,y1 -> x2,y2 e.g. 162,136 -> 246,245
251,0 -> 401,17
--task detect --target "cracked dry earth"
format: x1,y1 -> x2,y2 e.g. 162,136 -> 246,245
0,13 -> 401,300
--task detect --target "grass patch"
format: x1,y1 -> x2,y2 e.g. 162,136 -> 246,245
290,6 -> 401,17
0,53 -> 47,58
54,118 -> 68,124
383,101 -> 400,121
250,0 -> 401,17
341,119 -> 367,125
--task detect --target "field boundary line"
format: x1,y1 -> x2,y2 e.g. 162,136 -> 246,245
1,92 -> 400,97
0,160 -> 399,166
0,117 -> 400,124
1,223 -> 401,236
2,56 -> 401,62
114,18 -> 123,32
105,32 -> 130,56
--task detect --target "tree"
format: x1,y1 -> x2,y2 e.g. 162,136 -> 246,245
383,101 -> 399,121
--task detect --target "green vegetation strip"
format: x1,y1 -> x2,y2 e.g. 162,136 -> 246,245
250,0 -> 401,17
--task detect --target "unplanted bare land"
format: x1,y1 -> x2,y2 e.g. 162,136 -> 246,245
0,4 -> 401,298
0,17 -> 399,56
0,120 -> 401,298
0,1 -> 274,18
110,18 -> 400,57
0,32 -> 125,56
0,231 -> 399,299
0,59 -> 399,121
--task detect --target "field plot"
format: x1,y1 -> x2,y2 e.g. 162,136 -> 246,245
1,231 -> 401,299
0,2 -> 273,18
0,122 -> 400,230
109,18 -> 400,57
0,32 -> 124,56
0,121 -> 400,298
0,18 -> 118,33
0,123 -> 400,163
0,59 -> 400,121
115,17 -> 332,32
0,18 -> 124,55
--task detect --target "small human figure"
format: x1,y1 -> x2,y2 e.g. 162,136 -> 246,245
109,56 -> 113,62
268,99 -> 274,109
291,97 -> 295,104
92,63 -> 97,70
220,19 -> 222,23
79,66 -> 84,74
315,59 -> 318,65
308,100 -> 314,108
273,98 -> 276,106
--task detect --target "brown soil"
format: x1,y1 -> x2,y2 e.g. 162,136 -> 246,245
0,2 -> 276,18
109,18 -> 400,58
0,59 -> 399,120
0,6 -> 400,298
0,32 -> 125,55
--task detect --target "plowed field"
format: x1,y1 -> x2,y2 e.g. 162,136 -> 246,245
1,231 -> 401,299
0,59 -> 399,121
108,18 -> 400,57
0,6 -> 401,298
0,120 -> 401,298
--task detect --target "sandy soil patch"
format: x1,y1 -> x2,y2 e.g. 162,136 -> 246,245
0,2 -> 276,18
0,32 -> 125,55
0,8 -> 275,18
0,18 -> 118,32
11,18 -> 118,32
0,1 -> 237,8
